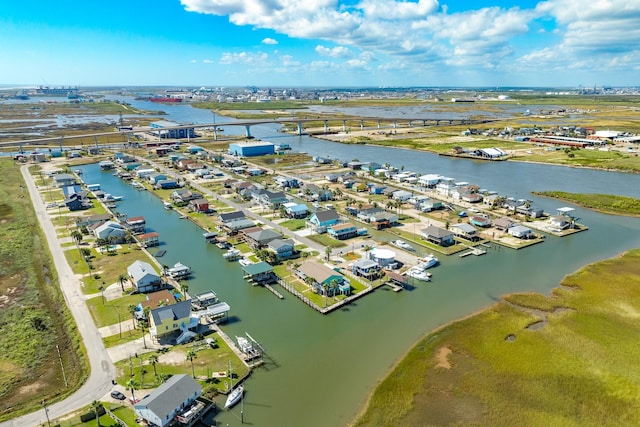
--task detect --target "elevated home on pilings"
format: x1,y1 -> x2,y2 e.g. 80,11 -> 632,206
242,261 -> 277,285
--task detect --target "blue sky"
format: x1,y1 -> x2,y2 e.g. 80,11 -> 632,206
1,0 -> 639,87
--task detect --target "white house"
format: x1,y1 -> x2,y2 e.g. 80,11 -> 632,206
134,374 -> 202,427
127,260 -> 162,293
93,221 -> 127,242
508,225 -> 533,239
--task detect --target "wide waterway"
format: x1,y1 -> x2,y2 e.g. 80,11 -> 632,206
78,99 -> 640,426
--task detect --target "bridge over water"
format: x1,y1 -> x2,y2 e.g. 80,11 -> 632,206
0,115 -> 497,151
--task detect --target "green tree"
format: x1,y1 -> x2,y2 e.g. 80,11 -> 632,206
128,304 -> 138,329
125,379 -> 139,402
186,350 -> 197,378
139,318 -> 149,349
148,354 -> 159,380
91,400 -> 103,427
118,273 -> 128,292
71,230 -> 83,245
325,246 -> 332,261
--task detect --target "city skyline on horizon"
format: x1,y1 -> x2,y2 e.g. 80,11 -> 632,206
2,0 -> 639,88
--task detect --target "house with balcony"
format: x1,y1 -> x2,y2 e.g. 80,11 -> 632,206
327,222 -> 358,240
94,221 -> 127,242
451,223 -> 478,241
134,374 -> 204,427
245,229 -> 282,249
351,259 -> 382,281
308,209 -> 340,233
127,260 -> 163,293
149,299 -> 196,339
421,225 -> 455,247
296,261 -> 349,296
268,238 -> 295,260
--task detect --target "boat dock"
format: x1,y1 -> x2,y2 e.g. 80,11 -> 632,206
264,284 -> 284,299
459,244 -> 487,258
385,282 -> 404,292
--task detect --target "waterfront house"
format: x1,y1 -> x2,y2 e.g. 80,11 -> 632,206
76,213 -> 111,228
245,229 -> 282,249
549,215 -> 571,232
138,290 -> 176,317
451,223 -> 478,241
483,194 -> 501,207
219,211 -> 246,223
242,261 -> 276,285
268,238 -> 295,260
421,225 -> 455,247
62,184 -> 86,199
156,179 -> 179,190
53,173 -> 77,187
508,224 -> 534,239
94,221 -> 127,242
296,261 -> 348,295
134,374 -> 202,427
418,174 -> 442,188
308,209 -> 340,233
493,217 -> 515,231
327,222 -> 358,240
149,299 -> 196,339
189,198 -> 210,213
125,216 -> 146,234
469,215 -> 492,228
127,260 -> 162,293
351,259 -> 382,281
64,193 -> 92,211
503,199 -> 527,212
171,189 -> 202,205
147,172 -> 167,185
135,168 -> 155,179
369,211 -> 398,228
138,231 -> 159,247
516,205 -> 545,218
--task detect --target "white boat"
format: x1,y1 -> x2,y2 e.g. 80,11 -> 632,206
236,336 -> 254,354
405,267 -> 432,282
167,262 -> 191,279
238,258 -> 252,267
104,193 -> 123,202
223,248 -> 241,260
163,201 -> 173,210
391,240 -> 414,251
224,385 -> 244,409
420,254 -> 439,269
131,181 -> 144,189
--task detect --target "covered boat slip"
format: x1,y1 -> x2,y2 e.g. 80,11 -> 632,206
241,262 -> 277,285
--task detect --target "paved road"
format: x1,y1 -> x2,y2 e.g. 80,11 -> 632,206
1,166 -> 116,427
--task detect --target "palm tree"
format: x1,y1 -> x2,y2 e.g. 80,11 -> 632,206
324,246 -> 332,261
139,318 -> 148,349
148,354 -> 159,380
186,350 -> 197,378
125,379 -> 139,402
71,230 -> 83,245
91,400 -> 103,427
180,281 -> 189,298
128,304 -> 138,329
118,273 -> 128,292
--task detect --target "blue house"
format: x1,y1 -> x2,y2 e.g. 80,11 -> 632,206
268,238 -> 295,260
327,222 -> 358,240
369,184 -> 387,194
308,209 -> 339,233
156,179 -> 179,189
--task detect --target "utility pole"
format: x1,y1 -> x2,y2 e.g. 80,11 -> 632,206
56,345 -> 68,387
41,400 -> 51,427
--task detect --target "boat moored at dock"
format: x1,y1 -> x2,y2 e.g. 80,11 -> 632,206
167,262 -> 192,279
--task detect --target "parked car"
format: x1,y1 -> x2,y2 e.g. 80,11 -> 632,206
110,390 -> 126,400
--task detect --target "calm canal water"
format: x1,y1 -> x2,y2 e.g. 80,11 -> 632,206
77,100 -> 640,426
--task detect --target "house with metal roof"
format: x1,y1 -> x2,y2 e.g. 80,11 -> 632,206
267,238 -> 295,260
420,225 -> 455,247
134,374 -> 202,427
127,260 -> 162,293
308,209 -> 340,233
327,222 -> 358,240
241,261 -> 276,285
245,229 -> 282,249
93,221 -> 127,242
296,261 -> 348,295
450,223 -> 478,241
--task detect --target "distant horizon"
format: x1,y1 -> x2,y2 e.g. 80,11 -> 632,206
2,1 -> 639,87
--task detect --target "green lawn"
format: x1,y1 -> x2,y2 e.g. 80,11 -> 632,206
355,249 -> 640,426
307,233 -> 347,248
279,218 -> 307,231
86,294 -> 146,328
533,191 -> 640,216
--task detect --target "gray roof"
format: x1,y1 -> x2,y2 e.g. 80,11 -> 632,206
451,223 -> 477,233
421,225 -> 452,238
150,299 -> 192,326
268,238 -> 294,251
353,259 -> 379,269
135,374 -> 201,421
127,260 -> 160,282
246,229 -> 281,243
219,211 -> 246,223
313,208 -> 339,223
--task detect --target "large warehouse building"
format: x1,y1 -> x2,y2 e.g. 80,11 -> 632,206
229,141 -> 275,157
150,120 -> 195,139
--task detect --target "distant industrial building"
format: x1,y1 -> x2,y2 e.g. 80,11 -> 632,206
229,141 -> 275,157
150,120 -> 195,139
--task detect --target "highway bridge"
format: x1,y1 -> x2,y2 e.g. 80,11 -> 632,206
0,115 -> 498,151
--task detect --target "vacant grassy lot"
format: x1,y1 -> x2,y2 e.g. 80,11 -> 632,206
355,249 -> 640,426
0,161 -> 86,421
533,191 -> 640,216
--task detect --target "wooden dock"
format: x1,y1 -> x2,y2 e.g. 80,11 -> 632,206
385,282 -> 404,292
264,284 -> 284,299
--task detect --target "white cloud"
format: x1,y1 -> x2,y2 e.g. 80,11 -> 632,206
219,51 -> 269,64
315,45 -> 352,58
181,0 -> 640,82
203,59 -> 213,63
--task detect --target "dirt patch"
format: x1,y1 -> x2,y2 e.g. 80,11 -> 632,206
435,346 -> 453,369
16,380 -> 46,397
158,350 -> 186,365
